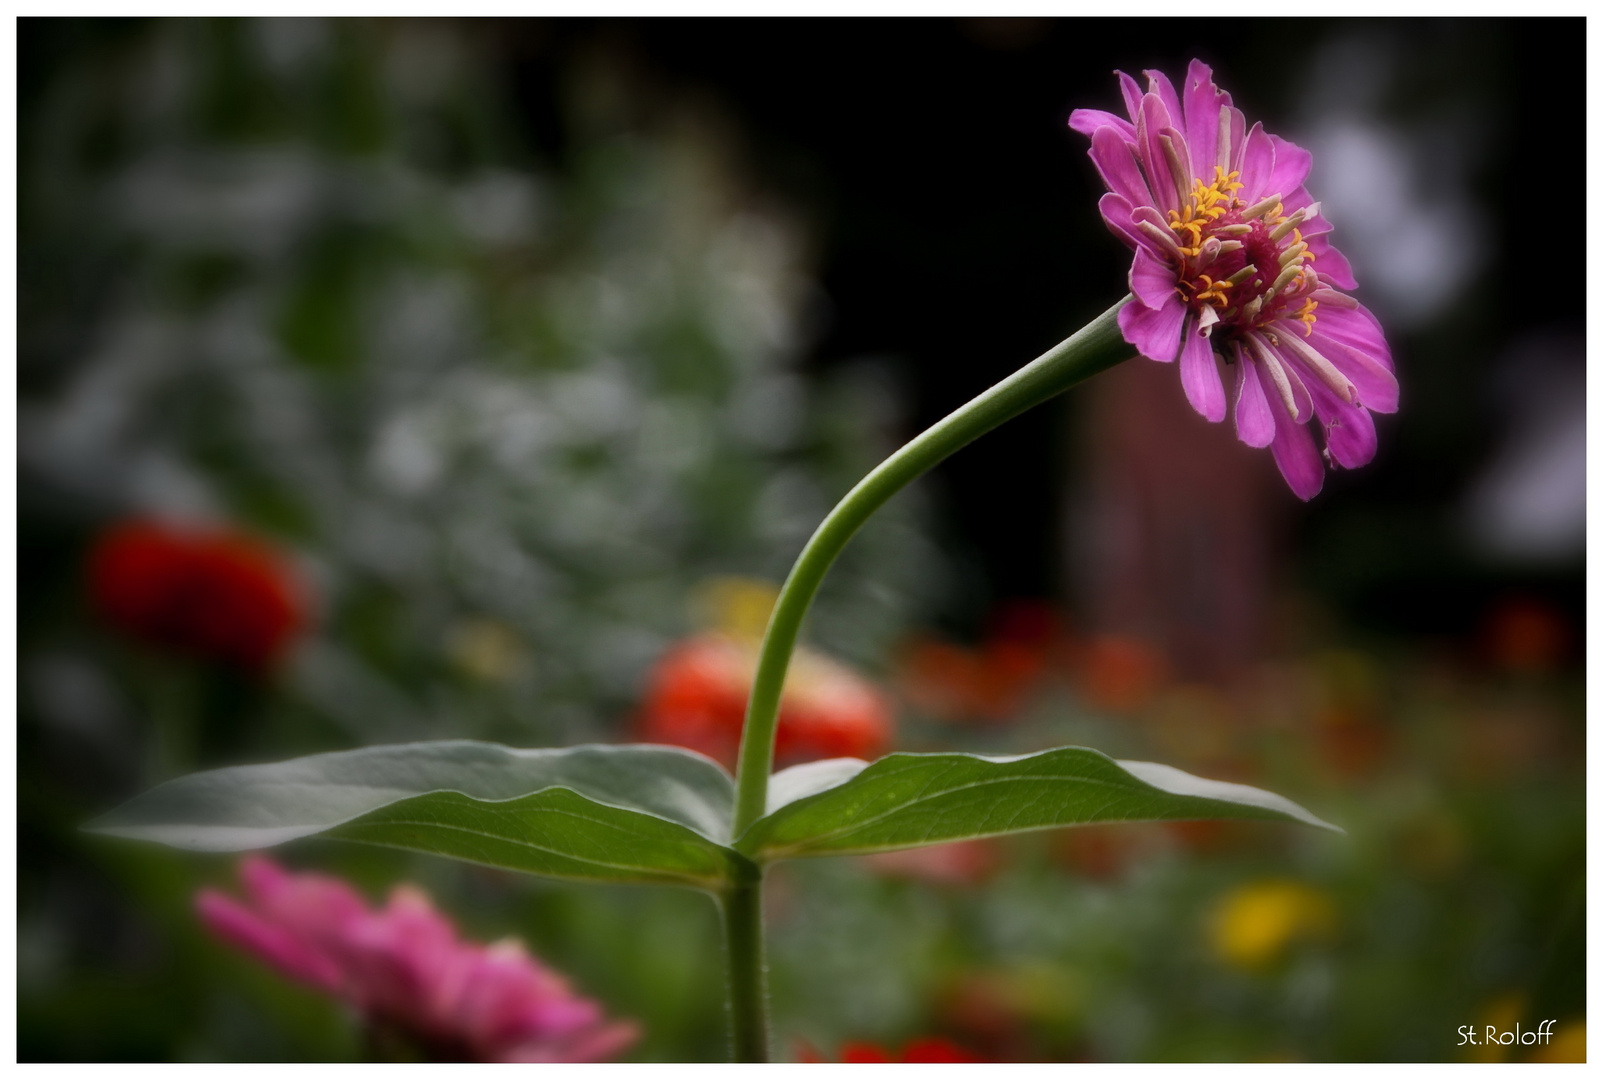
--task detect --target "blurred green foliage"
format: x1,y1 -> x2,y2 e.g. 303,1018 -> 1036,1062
20,16 -> 941,1061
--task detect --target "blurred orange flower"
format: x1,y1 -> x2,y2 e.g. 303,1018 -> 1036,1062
636,632 -> 892,770
88,518 -> 309,674
1075,634 -> 1167,713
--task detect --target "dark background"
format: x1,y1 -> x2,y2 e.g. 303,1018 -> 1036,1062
492,17 -> 1583,631
22,17 -> 1584,633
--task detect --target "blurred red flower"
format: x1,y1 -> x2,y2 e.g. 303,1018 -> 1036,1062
797,1036 -> 984,1063
87,518 -> 308,673
198,856 -> 638,1063
636,632 -> 893,770
1480,595 -> 1572,675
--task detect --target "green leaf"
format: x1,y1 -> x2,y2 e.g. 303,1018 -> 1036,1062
739,747 -> 1339,861
89,741 -> 750,890
324,786 -> 749,890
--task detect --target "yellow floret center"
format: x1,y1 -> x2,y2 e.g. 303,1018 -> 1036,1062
1167,166 -> 1243,256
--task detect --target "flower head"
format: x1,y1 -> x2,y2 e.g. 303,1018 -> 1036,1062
87,519 -> 308,673
196,855 -> 639,1062
637,632 -> 894,769
1072,61 -> 1398,499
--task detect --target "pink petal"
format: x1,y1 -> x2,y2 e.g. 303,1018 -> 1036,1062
1307,380 -> 1379,469
1098,193 -> 1177,260
1136,94 -> 1182,212
1179,316 -> 1226,421
1117,71 -> 1144,122
1232,349 -> 1276,448
499,1020 -> 642,1064
335,889 -> 467,1027
1130,246 -> 1177,308
1236,122 -> 1275,201
1142,68 -> 1184,128
1220,106 -> 1246,173
1277,328 -> 1358,404
1265,379 -> 1325,500
554,1021 -> 643,1064
1282,189 -> 1333,237
1285,355 -> 1313,422
1090,126 -> 1154,208
1118,292 -> 1187,363
1265,135 -> 1313,198
1096,192 -> 1141,251
196,890 -> 346,993
1307,237 -> 1358,289
238,853 -> 292,902
1306,327 -> 1399,413
1158,126 -> 1193,197
1182,59 -> 1226,180
1244,333 -> 1294,414
1314,303 -> 1392,371
1127,200 -> 1179,237
241,856 -> 367,938
469,986 -> 599,1048
1069,108 -> 1136,142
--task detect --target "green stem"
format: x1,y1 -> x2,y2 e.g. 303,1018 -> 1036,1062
146,659 -> 198,783
719,877 -> 770,1062
729,295 -> 1132,838
715,295 -> 1131,1061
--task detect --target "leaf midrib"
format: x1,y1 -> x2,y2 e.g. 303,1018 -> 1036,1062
336,803 -> 732,887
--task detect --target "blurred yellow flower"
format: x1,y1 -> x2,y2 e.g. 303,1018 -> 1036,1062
1207,879 -> 1335,970
693,576 -> 780,642
1466,992 -> 1524,1063
447,618 -> 527,682
1528,1019 -> 1585,1063
1465,995 -> 1583,1064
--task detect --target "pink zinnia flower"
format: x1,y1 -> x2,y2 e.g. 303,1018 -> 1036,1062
196,856 -> 639,1062
1072,61 -> 1399,499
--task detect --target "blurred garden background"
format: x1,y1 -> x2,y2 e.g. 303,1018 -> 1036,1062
17,17 -> 1584,1062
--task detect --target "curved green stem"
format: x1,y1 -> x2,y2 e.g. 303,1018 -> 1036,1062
730,295 -> 1133,838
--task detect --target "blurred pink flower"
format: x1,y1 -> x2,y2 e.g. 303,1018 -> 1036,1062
196,855 -> 638,1062
1072,60 -> 1398,499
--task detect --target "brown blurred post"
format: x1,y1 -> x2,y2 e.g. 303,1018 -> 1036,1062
1064,357 -> 1285,681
